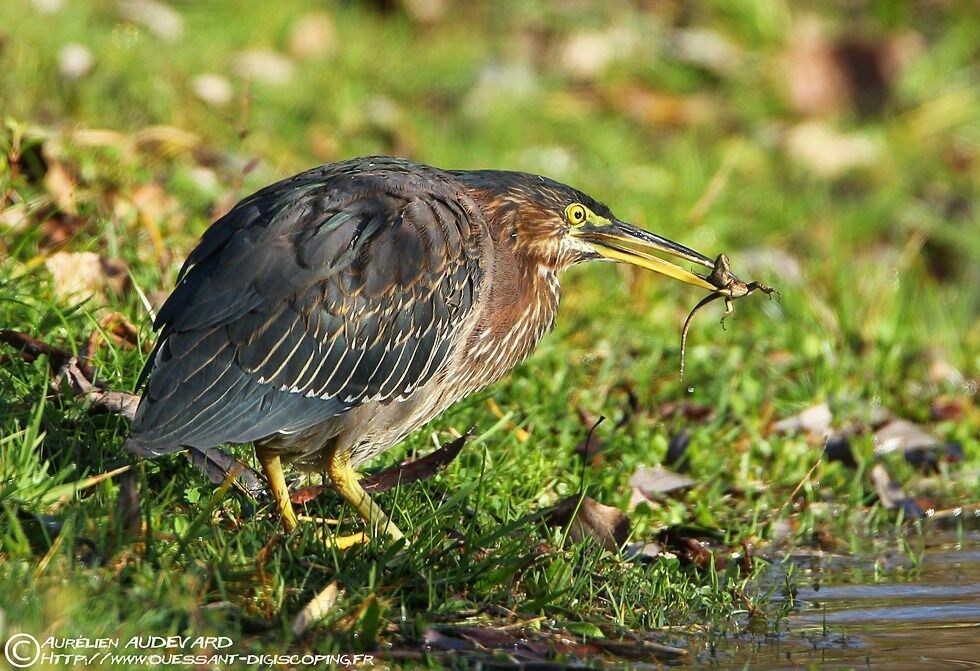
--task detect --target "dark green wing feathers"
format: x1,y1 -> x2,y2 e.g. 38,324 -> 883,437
127,159 -> 485,456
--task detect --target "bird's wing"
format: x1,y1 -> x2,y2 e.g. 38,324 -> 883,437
127,161 -> 486,455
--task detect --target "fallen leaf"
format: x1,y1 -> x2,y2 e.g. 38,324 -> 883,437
873,419 -> 940,455
574,432 -> 605,459
782,20 -> 918,118
904,442 -> 963,473
400,0 -> 449,24
558,30 -> 620,79
610,84 -> 715,127
132,126 -> 199,157
676,536 -> 725,570
42,213 -> 86,247
32,0 -> 63,13
630,466 -> 695,500
930,398 -> 966,422
291,580 -> 340,636
669,27 -> 742,75
289,432 -> 470,504
869,463 -> 923,519
44,162 -> 77,214
772,402 -> 832,439
361,432 -> 469,493
548,496 -> 630,551
624,540 -> 663,562
84,313 -> 140,360
129,182 -> 180,226
873,418 -> 962,471
927,350 -> 965,386
0,204 -> 31,232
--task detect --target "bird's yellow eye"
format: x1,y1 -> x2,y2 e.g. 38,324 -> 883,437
565,203 -> 588,226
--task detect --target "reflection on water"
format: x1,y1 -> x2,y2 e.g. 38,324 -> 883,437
693,526 -> 980,670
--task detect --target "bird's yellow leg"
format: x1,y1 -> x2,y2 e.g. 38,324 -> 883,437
327,448 -> 405,543
257,448 -> 299,533
258,447 -> 369,549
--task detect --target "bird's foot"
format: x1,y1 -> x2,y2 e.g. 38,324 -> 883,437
296,515 -> 405,549
315,529 -> 371,550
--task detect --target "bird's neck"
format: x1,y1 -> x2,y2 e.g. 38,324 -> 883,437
456,218 -> 561,392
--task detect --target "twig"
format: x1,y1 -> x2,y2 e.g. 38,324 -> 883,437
290,429 -> 472,504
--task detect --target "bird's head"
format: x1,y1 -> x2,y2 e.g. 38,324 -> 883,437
462,170 -> 717,291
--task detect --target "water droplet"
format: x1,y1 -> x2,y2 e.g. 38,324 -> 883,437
687,387 -> 694,394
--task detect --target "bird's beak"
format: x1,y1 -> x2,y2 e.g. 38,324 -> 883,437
572,219 -> 718,291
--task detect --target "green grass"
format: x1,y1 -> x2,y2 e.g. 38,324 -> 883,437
1,0 -> 978,667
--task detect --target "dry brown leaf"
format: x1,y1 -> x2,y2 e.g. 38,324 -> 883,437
44,163 -> 77,214
869,464 -> 923,519
772,402 -> 833,439
873,419 -> 939,455
630,466 -> 695,501
548,496 -> 630,551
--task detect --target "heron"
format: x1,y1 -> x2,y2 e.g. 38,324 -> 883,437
126,156 -> 734,547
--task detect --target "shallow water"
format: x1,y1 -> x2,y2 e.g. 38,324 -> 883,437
695,525 -> 980,670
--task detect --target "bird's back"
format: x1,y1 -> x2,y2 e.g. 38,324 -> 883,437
127,157 -> 490,458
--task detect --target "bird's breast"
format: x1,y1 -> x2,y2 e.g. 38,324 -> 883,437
451,261 -> 561,395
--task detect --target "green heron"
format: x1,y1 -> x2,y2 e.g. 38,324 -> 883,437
126,156 -> 726,546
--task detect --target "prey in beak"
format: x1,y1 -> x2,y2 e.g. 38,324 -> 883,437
567,208 -> 777,375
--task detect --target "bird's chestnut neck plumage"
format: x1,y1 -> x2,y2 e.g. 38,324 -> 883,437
455,169 -> 608,272
438,173 -> 572,392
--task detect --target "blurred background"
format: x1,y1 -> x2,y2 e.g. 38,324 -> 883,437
0,1 -> 978,661
1,0 -> 977,463
2,0 -> 977,346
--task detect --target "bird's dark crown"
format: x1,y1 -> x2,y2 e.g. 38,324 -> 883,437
453,169 -> 615,270
453,169 -> 613,219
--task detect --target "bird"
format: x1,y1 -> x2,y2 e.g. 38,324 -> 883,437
126,155 -> 724,546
